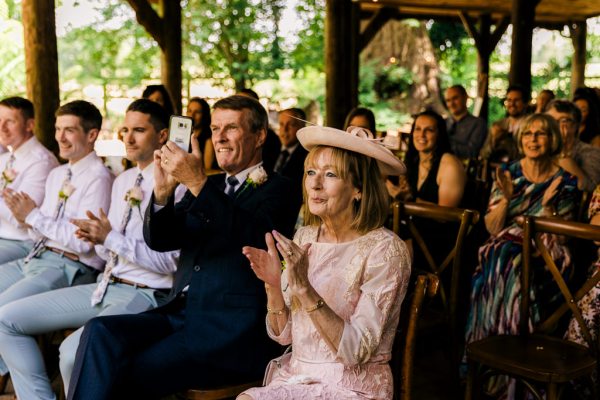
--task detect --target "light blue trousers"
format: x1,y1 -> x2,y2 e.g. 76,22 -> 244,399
0,238 -> 33,265
0,281 -> 164,400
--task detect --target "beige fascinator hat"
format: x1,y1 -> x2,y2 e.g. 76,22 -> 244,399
297,125 -> 406,176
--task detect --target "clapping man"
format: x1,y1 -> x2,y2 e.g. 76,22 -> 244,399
0,97 -> 58,263
0,99 -> 183,400
68,95 -> 296,399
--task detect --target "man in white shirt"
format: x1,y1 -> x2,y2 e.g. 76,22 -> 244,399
0,100 -> 112,308
0,99 -> 182,400
0,97 -> 59,263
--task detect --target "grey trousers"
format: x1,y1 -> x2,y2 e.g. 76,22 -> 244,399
0,238 -> 32,265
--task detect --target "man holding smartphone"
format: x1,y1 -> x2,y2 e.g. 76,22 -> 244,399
0,99 -> 183,400
68,95 -> 296,399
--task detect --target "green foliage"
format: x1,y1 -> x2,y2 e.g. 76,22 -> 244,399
287,0 -> 324,74
0,1 -> 25,97
183,0 -> 286,91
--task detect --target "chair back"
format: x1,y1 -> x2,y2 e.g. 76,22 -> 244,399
394,273 -> 439,400
521,216 -> 600,354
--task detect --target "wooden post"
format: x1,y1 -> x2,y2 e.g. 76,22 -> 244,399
569,21 -> 587,97
22,0 -> 59,154
160,0 -> 182,114
460,13 -> 509,123
508,0 -> 540,96
325,0 -> 359,129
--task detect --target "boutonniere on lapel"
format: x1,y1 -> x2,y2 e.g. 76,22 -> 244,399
1,168 -> 17,188
237,166 -> 268,197
58,182 -> 76,200
125,185 -> 144,218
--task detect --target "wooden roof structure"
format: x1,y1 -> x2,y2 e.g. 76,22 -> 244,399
325,0 -> 600,128
357,0 -> 600,26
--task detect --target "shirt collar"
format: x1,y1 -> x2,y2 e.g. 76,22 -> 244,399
12,136 -> 38,158
281,142 -> 300,154
226,161 -> 264,189
137,163 -> 155,181
69,151 -> 99,176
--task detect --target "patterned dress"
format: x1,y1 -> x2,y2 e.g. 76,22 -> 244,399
567,185 -> 600,345
242,226 -> 411,399
464,161 -> 578,396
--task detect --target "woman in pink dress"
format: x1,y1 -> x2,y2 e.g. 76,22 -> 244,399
240,126 -> 411,399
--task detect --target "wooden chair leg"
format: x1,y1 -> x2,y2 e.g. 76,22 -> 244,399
464,360 -> 477,400
547,382 -> 558,400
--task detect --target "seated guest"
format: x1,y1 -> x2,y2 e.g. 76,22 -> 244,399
236,88 -> 281,172
187,97 -> 219,173
143,84 -> 174,115
0,99 -> 182,400
0,100 -> 113,307
546,99 -> 600,192
465,113 -> 578,396
574,93 -> 600,147
343,106 -> 376,134
444,85 -> 488,159
274,108 -> 308,217
0,97 -> 58,263
239,124 -> 410,399
495,85 -> 529,136
67,95 -> 296,399
534,89 -> 555,114
479,121 -> 519,164
388,110 -> 466,207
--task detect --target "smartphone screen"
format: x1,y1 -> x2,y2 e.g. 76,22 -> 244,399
168,115 -> 193,152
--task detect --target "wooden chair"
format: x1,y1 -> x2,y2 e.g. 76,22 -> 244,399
465,216 -> 600,400
394,273 -> 440,400
185,380 -> 262,400
392,201 -> 479,382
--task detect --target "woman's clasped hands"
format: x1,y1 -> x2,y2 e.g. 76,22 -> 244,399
243,231 -> 312,294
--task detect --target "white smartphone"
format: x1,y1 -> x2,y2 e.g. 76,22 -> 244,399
168,115 -> 193,152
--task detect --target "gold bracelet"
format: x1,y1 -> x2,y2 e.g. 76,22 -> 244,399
304,298 -> 325,313
267,306 -> 286,315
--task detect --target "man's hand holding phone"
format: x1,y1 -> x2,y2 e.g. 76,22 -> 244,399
156,116 -> 207,199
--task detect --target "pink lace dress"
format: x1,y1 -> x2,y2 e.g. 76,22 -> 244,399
242,226 -> 411,399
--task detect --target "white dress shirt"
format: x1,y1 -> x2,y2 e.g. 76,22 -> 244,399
0,137 -> 58,241
25,152 -> 114,270
96,164 -> 184,289
225,161 -> 264,193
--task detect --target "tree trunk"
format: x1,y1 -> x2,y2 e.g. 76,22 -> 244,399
569,21 -> 587,97
509,0 -> 539,97
325,0 -> 359,129
22,0 -> 59,155
159,0 -> 182,114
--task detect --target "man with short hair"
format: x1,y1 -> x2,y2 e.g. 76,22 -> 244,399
496,85 -> 529,135
0,97 -> 58,263
68,95 -> 296,399
275,108 -> 308,216
0,99 -> 182,400
546,99 -> 600,192
444,85 -> 487,159
0,100 -> 113,308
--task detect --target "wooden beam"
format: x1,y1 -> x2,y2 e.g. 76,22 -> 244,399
359,7 -> 397,52
569,20 -> 587,97
509,0 -> 541,97
490,16 -> 510,49
159,0 -> 182,113
325,0 -> 359,129
22,0 -> 59,155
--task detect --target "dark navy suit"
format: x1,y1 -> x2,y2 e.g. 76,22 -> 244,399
68,172 -> 295,400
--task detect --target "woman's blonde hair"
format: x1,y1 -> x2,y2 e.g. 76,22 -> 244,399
516,113 -> 562,157
302,146 -> 390,234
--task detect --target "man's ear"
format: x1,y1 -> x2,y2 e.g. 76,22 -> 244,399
87,128 -> 100,144
25,118 -> 35,135
256,128 -> 267,148
158,128 -> 169,145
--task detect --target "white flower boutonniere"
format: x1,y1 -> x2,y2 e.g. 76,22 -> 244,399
2,168 -> 17,185
246,166 -> 268,188
125,186 -> 144,208
58,182 -> 76,199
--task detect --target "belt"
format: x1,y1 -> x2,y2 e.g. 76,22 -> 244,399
109,276 -> 149,289
45,246 -> 80,262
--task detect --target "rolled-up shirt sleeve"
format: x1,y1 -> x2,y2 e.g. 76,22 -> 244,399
336,237 -> 410,366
